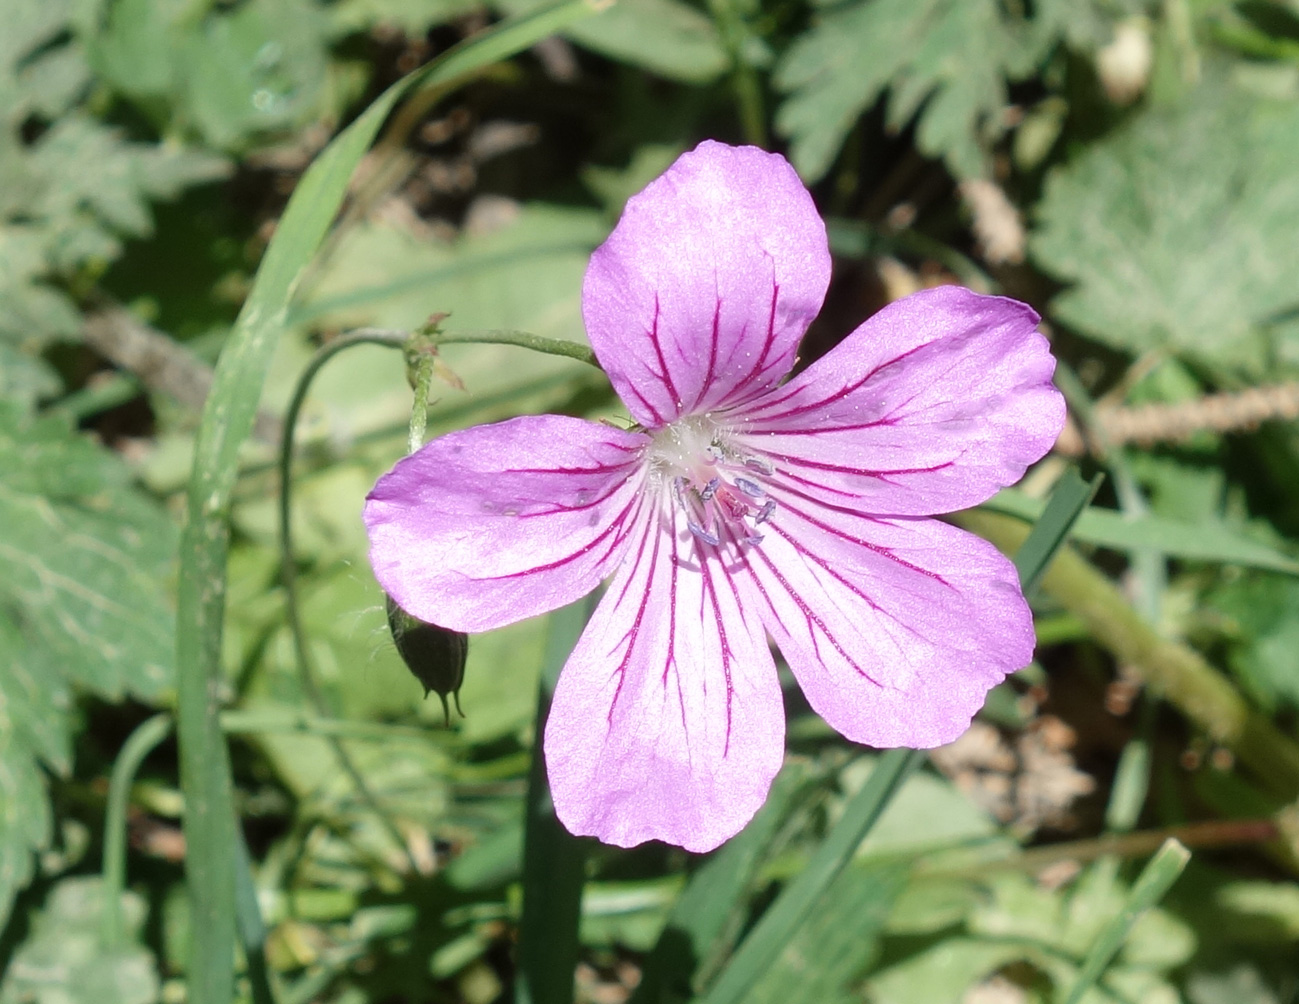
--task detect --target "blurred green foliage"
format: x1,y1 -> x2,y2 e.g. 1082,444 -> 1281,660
4,0 -> 1299,1001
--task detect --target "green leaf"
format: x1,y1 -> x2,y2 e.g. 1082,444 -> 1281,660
0,406 -> 175,697
170,6 -> 604,1001
1062,840 -> 1191,1004
1032,76 -> 1299,369
183,0 -> 333,150
630,764 -> 805,1004
744,864 -> 903,1004
29,115 -> 229,246
0,405 -> 176,925
0,0 -> 227,381
699,749 -> 924,1004
0,0 -> 88,125
1007,469 -> 1101,594
0,877 -> 159,1004
1207,573 -> 1299,711
329,0 -> 484,38
983,489 -> 1299,576
516,600 -> 591,1004
495,0 -> 729,83
774,0 -> 1042,181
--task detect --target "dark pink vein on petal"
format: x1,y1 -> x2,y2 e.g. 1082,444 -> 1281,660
741,340 -> 934,428
698,549 -> 736,756
731,524 -> 883,687
769,486 -> 953,587
479,492 -> 642,584
726,277 -> 784,410
764,520 -> 935,649
606,507 -> 660,727
648,295 -> 683,412
518,474 -> 639,519
696,296 -> 723,411
765,453 -> 957,480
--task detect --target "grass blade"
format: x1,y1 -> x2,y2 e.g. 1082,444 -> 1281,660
173,6 -> 606,1003
699,748 -> 925,1004
629,765 -> 806,1004
234,831 -> 277,1004
516,600 -> 593,1004
984,488 -> 1299,576
1008,469 -> 1101,593
1061,839 -> 1191,1004
101,714 -> 172,947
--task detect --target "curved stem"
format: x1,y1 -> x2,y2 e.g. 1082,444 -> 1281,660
960,509 -> 1299,800
279,330 -> 419,874
347,326 -> 602,370
102,714 -> 174,946
436,329 -> 600,368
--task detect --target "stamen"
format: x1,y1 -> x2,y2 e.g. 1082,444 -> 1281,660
745,456 -> 775,476
688,520 -> 721,546
754,500 -> 777,525
733,476 -> 766,499
744,533 -> 765,546
699,477 -> 720,501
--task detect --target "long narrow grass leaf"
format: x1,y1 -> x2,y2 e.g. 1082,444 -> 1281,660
699,748 -> 924,1004
985,488 -> 1299,575
1062,839 -> 1191,1004
174,6 -> 605,1003
630,765 -> 805,1004
1009,469 -> 1101,593
101,715 -> 172,946
516,599 -> 594,1004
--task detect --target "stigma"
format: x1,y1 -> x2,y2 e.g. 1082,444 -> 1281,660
646,415 -> 777,549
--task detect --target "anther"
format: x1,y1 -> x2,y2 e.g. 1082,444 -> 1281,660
673,476 -> 690,506
734,477 -> 766,499
688,520 -> 720,546
754,500 -> 776,525
699,477 -> 721,501
744,456 -> 775,476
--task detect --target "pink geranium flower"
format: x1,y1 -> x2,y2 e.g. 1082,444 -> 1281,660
364,141 -> 1065,852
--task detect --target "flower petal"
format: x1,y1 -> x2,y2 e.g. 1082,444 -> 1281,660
364,415 -> 648,633
735,286 -> 1065,515
583,141 -> 831,427
737,486 -> 1033,748
545,504 -> 785,852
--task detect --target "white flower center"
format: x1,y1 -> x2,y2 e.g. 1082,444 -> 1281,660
646,415 -> 776,548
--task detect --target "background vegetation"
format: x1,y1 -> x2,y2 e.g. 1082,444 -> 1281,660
4,0 -> 1299,1002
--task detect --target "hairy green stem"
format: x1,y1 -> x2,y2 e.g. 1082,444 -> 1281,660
348,326 -> 602,370
101,714 -> 174,946
960,510 -> 1299,800
279,330 -> 419,874
409,349 -> 436,453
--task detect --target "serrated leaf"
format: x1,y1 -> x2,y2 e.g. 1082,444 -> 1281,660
0,877 -> 159,1004
330,0 -> 484,39
182,0 -> 333,149
1207,573 -> 1299,713
774,0 -> 1041,181
1032,77 -> 1299,368
29,115 -> 229,243
0,0 -> 84,125
0,405 -> 176,924
495,0 -> 729,83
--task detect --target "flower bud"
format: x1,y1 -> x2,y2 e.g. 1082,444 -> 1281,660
385,595 -> 468,727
